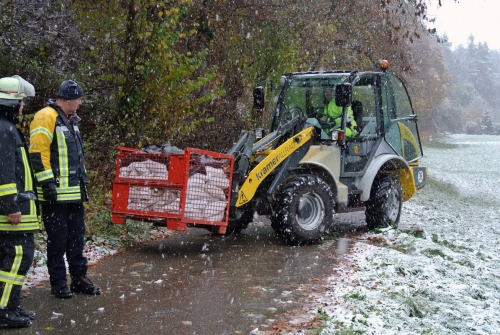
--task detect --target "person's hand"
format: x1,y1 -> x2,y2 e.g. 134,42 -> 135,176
8,212 -> 22,225
42,182 -> 58,201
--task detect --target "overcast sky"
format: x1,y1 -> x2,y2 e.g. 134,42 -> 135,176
428,0 -> 500,50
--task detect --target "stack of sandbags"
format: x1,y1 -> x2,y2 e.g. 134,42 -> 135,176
127,187 -> 180,212
183,173 -> 209,220
119,159 -> 168,180
184,166 -> 230,222
126,186 -> 154,211
151,188 -> 180,213
124,160 -> 230,222
204,166 -> 230,221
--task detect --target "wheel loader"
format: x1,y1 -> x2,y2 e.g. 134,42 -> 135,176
111,61 -> 426,246
224,61 -> 427,245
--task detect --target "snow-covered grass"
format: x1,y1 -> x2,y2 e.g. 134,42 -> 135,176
315,134 -> 500,334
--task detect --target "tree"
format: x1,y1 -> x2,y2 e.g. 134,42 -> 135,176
1,0 -> 456,165
0,0 -> 89,109
73,0 -> 224,148
482,112 -> 494,135
439,35 -> 500,134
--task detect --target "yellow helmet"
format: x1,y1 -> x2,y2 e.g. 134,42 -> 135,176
0,75 -> 35,100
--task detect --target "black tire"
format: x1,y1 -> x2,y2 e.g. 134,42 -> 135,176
209,207 -> 254,235
226,211 -> 253,234
271,175 -> 335,246
365,174 -> 402,230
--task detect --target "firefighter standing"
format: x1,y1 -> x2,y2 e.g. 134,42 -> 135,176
0,76 -> 39,328
29,80 -> 100,299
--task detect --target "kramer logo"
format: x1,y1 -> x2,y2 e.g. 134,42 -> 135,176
255,139 -> 298,181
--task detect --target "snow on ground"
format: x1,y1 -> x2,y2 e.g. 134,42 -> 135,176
311,134 -> 500,334
22,134 -> 500,334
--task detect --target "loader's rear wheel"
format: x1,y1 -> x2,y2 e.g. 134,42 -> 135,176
365,174 -> 402,230
271,175 -> 335,246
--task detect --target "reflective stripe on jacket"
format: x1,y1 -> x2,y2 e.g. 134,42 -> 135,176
0,116 -> 41,233
29,101 -> 88,203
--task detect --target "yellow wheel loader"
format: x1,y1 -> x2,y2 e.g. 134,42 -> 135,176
111,61 -> 427,246
224,61 -> 427,245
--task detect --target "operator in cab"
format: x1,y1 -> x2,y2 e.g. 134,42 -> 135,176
323,87 -> 358,138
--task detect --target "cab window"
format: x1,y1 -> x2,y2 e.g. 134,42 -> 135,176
382,74 -> 422,161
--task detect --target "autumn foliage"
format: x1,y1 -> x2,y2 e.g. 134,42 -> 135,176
0,0 -> 450,190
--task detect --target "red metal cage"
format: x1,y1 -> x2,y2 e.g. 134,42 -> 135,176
111,147 -> 234,234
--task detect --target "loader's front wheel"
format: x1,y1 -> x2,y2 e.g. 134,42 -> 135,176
224,208 -> 254,234
271,175 -> 335,246
365,173 -> 402,230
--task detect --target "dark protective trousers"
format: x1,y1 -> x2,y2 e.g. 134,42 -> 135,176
42,202 -> 88,285
0,233 -> 35,309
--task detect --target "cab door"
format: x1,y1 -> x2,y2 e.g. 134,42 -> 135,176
380,73 -> 423,163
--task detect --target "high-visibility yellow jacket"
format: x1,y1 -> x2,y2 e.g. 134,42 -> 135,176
324,101 -> 358,138
0,116 -> 41,232
29,100 -> 88,202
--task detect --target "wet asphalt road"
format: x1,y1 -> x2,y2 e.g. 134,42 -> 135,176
6,214 -> 366,335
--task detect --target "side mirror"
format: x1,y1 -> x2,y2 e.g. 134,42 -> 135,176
253,86 -> 265,109
335,83 -> 352,107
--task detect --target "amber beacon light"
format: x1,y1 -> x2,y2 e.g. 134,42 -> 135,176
380,59 -> 389,72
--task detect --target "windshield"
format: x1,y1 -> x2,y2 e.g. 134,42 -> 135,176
270,74 -> 347,131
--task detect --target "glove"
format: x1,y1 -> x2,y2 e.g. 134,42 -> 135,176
42,182 -> 57,201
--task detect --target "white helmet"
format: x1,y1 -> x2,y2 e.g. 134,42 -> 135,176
0,75 -> 35,100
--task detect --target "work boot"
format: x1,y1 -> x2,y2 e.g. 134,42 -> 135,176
16,307 -> 35,320
71,275 -> 101,295
51,281 -> 73,299
0,308 -> 32,328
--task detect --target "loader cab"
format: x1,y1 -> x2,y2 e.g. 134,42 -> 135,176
260,69 -> 423,171
339,71 -> 423,176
